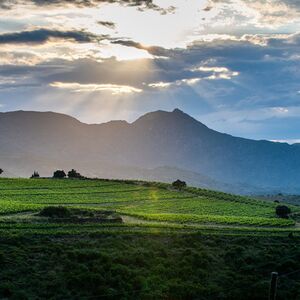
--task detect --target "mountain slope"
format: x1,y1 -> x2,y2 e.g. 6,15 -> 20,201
0,109 -> 299,193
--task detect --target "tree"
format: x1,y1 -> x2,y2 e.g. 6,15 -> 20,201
276,205 -> 291,218
31,171 -> 40,178
68,169 -> 82,179
0,168 -> 3,175
172,179 -> 187,191
53,170 -> 66,179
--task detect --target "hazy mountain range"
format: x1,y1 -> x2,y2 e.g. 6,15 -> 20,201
1,109 -> 300,194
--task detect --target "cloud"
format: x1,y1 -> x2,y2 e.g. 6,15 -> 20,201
243,0 -> 300,25
0,51 -> 43,65
148,81 -> 172,88
0,28 -> 104,45
206,0 -> 300,27
0,0 -> 172,14
271,139 -> 300,144
2,32 -> 299,96
147,68 -> 238,89
50,81 -> 142,94
191,66 -> 239,78
97,21 -> 116,29
111,40 -> 169,57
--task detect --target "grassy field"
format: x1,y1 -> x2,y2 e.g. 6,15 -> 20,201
0,177 -> 298,233
0,178 -> 300,299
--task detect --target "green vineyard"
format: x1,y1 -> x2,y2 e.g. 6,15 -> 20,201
0,177 -> 298,236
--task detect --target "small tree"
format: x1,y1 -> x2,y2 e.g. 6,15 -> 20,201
68,169 -> 82,179
172,179 -> 187,191
53,170 -> 66,179
31,171 -> 40,178
276,205 -> 291,218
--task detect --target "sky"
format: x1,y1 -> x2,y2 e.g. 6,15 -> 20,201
1,0 -> 300,142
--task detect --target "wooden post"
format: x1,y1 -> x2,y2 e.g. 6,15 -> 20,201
269,272 -> 278,300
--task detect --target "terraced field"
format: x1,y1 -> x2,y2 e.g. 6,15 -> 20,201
0,177 -> 298,236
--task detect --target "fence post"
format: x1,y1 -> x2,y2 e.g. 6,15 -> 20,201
269,272 -> 278,300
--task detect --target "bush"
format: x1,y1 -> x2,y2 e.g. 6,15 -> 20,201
172,180 -> 187,191
31,171 -> 40,178
53,170 -> 66,179
39,206 -> 71,218
68,169 -> 83,179
276,205 -> 291,218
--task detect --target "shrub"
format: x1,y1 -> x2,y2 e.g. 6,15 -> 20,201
68,169 -> 83,179
53,170 -> 66,179
172,180 -> 187,191
31,171 -> 40,178
276,205 -> 291,218
39,206 -> 71,218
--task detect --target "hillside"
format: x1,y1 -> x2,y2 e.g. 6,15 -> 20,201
0,178 -> 299,299
1,109 -> 300,193
0,177 -> 298,234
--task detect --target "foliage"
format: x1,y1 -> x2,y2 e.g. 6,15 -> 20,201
0,168 -> 3,175
39,206 -> 71,218
68,169 -> 83,179
30,171 -> 40,178
53,170 -> 66,179
172,179 -> 187,190
276,205 -> 291,218
0,235 -> 299,300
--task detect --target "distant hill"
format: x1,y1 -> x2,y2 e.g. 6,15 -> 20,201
1,109 -> 300,194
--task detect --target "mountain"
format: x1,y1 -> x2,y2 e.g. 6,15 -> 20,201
1,109 -> 300,194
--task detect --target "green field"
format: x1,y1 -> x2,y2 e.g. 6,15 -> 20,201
0,178 -> 298,233
0,178 -> 300,299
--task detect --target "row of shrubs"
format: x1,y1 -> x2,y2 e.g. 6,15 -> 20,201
31,169 -> 84,179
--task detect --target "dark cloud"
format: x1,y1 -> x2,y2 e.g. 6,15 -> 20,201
0,2 -> 11,9
3,33 -> 300,94
101,34 -> 300,110
0,29 -> 105,45
0,0 -> 172,13
0,0 -> 151,7
97,21 -> 116,29
203,6 -> 212,12
208,0 -> 300,8
111,40 -> 170,57
31,0 -> 154,8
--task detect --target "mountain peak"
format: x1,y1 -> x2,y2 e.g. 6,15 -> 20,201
172,108 -> 184,114
131,108 -> 210,133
